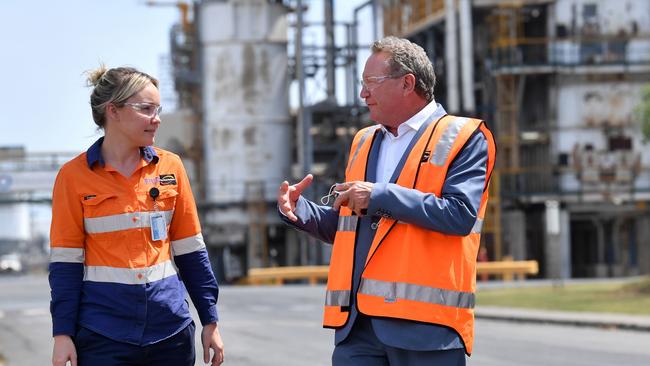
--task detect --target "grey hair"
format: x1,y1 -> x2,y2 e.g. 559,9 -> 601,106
371,36 -> 436,102
85,65 -> 158,128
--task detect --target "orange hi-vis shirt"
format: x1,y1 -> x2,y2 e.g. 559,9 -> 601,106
49,137 -> 219,345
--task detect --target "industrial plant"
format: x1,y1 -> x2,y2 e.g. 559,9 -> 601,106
2,0 -> 649,282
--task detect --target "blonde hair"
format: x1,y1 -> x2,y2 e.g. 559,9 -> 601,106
86,65 -> 159,128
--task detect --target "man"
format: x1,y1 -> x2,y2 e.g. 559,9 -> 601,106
278,36 -> 495,365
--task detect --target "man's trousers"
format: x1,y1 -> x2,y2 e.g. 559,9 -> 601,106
332,316 -> 466,366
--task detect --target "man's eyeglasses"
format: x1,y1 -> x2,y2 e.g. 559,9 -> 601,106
124,102 -> 163,118
359,74 -> 402,90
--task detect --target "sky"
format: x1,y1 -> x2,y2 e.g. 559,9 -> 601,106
0,0 -> 373,153
0,0 -> 181,153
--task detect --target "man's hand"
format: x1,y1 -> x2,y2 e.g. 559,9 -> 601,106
277,174 -> 313,222
201,323 -> 224,365
332,181 -> 374,216
52,335 -> 77,366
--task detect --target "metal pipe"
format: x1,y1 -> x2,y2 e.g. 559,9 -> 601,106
371,0 -> 383,40
445,0 -> 460,113
324,0 -> 336,102
295,0 -> 311,266
353,0 -> 374,106
295,0 -> 307,175
459,0 -> 475,113
346,23 -> 357,105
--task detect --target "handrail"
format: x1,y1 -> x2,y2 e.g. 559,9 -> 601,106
245,260 -> 539,285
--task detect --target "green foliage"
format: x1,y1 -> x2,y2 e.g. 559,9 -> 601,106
477,279 -> 650,315
637,85 -> 650,143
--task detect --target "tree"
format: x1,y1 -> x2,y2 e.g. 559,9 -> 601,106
637,85 -> 650,143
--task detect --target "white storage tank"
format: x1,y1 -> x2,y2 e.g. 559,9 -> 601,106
200,0 -> 291,211
0,203 -> 31,241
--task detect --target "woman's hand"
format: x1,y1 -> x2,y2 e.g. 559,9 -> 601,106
52,335 -> 77,366
201,322 -> 224,365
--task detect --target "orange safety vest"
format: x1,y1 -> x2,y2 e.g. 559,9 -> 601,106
323,114 -> 496,355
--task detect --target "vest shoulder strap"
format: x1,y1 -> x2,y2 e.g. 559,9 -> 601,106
345,125 -> 380,181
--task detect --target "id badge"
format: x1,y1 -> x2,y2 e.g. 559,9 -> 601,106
150,212 -> 168,241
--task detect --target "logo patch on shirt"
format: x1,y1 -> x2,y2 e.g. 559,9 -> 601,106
144,177 -> 160,185
144,177 -> 160,184
159,174 -> 177,186
83,195 -> 96,201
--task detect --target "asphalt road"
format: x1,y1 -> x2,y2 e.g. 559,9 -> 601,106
1,274 -> 649,366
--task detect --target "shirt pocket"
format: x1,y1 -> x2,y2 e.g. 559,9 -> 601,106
154,188 -> 179,213
80,193 -> 119,218
80,194 -> 128,246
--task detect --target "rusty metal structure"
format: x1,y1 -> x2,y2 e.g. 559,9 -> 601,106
378,0 -> 650,278
156,0 -> 650,280
156,0 -> 374,281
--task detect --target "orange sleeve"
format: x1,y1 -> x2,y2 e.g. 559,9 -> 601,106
50,165 -> 85,249
169,156 -> 202,240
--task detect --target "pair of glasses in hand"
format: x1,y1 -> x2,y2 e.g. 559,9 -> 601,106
320,183 -> 340,205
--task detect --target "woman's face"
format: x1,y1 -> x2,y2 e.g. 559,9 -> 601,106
109,82 -> 161,147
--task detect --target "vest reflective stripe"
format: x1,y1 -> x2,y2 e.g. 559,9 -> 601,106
84,210 -> 174,234
347,126 -> 380,175
50,247 -> 85,263
430,117 -> 471,166
84,260 -> 177,285
325,289 -> 351,306
171,233 -> 206,256
337,215 -> 358,232
358,278 -> 475,309
471,218 -> 484,234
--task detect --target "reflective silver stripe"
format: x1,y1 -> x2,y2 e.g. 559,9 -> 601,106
84,260 -> 177,285
348,126 -> 380,173
337,215 -> 358,232
358,278 -> 475,309
325,290 -> 351,306
50,247 -> 85,263
430,117 -> 471,166
471,218 -> 483,234
84,210 -> 174,234
172,233 -> 206,256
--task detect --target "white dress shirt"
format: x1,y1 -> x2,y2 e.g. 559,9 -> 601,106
375,100 -> 438,183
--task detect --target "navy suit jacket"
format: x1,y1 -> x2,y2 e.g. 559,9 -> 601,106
281,105 -> 488,351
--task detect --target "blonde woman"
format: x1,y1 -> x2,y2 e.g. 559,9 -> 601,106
49,66 -> 224,366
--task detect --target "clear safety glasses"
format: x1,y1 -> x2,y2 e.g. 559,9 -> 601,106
124,102 -> 163,118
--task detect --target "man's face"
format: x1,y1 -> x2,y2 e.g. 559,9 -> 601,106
360,52 -> 404,129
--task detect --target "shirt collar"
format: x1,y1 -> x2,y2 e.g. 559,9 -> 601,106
86,136 -> 159,168
380,99 -> 438,137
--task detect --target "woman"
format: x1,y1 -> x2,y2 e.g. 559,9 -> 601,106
49,66 -> 224,366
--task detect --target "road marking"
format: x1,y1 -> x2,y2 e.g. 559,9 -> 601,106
248,305 -> 273,312
289,304 -> 320,312
22,308 -> 49,317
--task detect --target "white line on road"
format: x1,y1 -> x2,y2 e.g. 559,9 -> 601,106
22,308 -> 50,317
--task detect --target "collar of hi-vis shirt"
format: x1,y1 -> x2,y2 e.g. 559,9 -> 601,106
376,100 -> 438,183
86,136 -> 159,169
